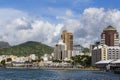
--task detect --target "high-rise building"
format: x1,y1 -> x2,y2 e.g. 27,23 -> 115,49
53,30 -> 74,61
101,25 -> 119,46
61,30 -> 74,59
61,30 -> 73,50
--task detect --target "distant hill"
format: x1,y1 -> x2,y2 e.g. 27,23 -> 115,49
0,41 -> 54,57
0,41 -> 10,48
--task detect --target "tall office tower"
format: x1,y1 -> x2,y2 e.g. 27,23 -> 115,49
61,30 -> 73,59
101,25 -> 119,46
61,30 -> 73,50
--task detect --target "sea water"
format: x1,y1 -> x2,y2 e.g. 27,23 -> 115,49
0,68 -> 119,80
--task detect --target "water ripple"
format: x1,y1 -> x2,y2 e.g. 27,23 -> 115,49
0,68 -> 119,80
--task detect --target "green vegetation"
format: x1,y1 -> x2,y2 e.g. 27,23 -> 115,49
71,55 -> 91,67
1,60 -> 6,67
0,41 -> 54,57
6,58 -> 12,62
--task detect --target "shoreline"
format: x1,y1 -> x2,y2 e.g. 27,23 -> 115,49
39,68 -> 100,71
3,67 -> 100,71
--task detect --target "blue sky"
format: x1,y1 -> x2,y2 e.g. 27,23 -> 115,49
0,0 -> 120,22
0,0 -> 120,47
0,0 -> 119,12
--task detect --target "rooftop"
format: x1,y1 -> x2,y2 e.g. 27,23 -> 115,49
95,59 -> 120,64
95,60 -> 113,64
103,25 -> 116,31
111,59 -> 120,64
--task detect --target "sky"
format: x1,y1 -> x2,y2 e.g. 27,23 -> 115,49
0,0 -> 120,47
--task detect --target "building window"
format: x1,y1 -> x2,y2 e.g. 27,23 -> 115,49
70,35 -> 73,39
116,34 -> 119,39
102,34 -> 105,39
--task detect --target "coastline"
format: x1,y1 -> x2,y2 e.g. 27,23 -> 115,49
39,67 -> 100,71
4,67 -> 100,71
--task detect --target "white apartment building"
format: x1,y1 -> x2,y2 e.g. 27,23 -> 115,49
107,46 -> 120,60
92,45 -> 120,66
53,40 -> 68,60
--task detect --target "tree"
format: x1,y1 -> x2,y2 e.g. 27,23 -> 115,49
1,60 -> 6,67
6,58 -> 12,62
82,48 -> 90,54
71,55 -> 91,67
80,55 -> 91,67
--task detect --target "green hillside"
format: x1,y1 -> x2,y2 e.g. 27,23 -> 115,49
0,41 -> 54,57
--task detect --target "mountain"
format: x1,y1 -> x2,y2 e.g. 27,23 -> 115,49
0,41 -> 54,57
0,41 -> 10,48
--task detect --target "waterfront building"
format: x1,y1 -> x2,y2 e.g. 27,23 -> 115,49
92,44 -> 120,66
95,60 -> 113,70
107,46 -> 120,60
41,54 -> 52,61
92,26 -> 120,66
92,45 -> 107,66
53,40 -> 68,60
61,30 -> 73,59
101,25 -> 119,46
12,57 -> 27,62
111,59 -> 120,66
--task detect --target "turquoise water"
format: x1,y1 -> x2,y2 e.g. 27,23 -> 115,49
0,68 -> 119,80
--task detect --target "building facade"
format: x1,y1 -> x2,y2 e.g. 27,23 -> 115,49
61,30 -> 74,59
92,26 -> 120,66
101,25 -> 119,46
61,30 -> 73,50
107,46 -> 120,60
92,45 -> 107,66
53,40 -> 67,60
92,45 -> 120,66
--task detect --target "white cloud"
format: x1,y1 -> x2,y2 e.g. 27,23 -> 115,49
57,8 -> 120,47
0,8 -> 29,22
1,8 -> 120,47
0,8 -> 64,46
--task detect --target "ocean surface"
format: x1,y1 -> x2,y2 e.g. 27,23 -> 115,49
0,68 -> 119,80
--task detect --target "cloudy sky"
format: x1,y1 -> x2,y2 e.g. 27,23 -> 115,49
0,0 -> 120,47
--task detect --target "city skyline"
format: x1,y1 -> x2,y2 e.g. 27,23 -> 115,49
0,0 -> 120,47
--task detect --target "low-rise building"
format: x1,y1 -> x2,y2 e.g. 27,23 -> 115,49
29,54 -> 38,60
41,54 -> 52,61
